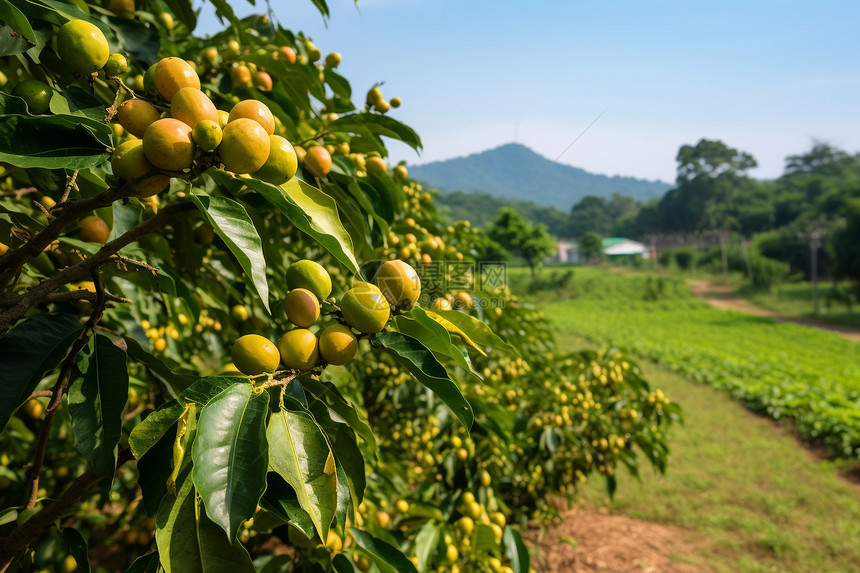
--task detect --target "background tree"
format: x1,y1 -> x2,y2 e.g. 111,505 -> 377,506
487,208 -> 555,276
579,231 -> 604,263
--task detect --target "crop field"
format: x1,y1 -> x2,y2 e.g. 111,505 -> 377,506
521,267 -> 860,459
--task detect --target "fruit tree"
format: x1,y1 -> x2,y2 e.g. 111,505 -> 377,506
0,1 -> 680,572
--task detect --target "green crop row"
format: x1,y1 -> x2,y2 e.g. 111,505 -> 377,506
538,268 -> 860,459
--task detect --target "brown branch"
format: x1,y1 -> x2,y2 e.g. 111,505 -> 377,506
110,254 -> 159,275
34,201 -> 52,219
0,448 -> 134,572
0,201 -> 194,336
0,285 -> 130,308
26,390 -> 53,400
59,170 -> 79,205
0,185 -> 138,289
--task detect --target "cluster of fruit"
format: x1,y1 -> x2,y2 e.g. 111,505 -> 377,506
228,258 -> 421,376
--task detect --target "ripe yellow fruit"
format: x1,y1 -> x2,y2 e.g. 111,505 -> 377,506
490,512 -> 506,528
325,530 -> 342,553
340,282 -> 390,333
110,140 -> 170,197
225,39 -> 241,57
109,0 -> 135,18
57,20 -> 109,75
306,41 -> 321,62
366,87 -> 383,107
277,329 -> 319,371
325,52 -> 341,67
231,304 -> 249,322
154,338 -> 167,352
454,292 -> 473,309
153,57 -> 200,102
63,554 -> 78,572
480,470 -> 491,487
22,399 -> 43,420
79,215 -> 110,244
230,64 -> 253,89
284,288 -> 320,327
457,516 -> 474,536
394,499 -> 409,513
228,100 -> 275,135
375,260 -> 421,309
319,324 -> 358,365
200,47 -> 218,64
217,109 -> 230,128
279,46 -> 297,63
143,118 -> 195,171
446,545 -> 458,562
374,99 -> 390,114
231,334 -> 280,376
286,260 -> 332,301
253,135 -> 298,185
461,491 -> 475,505
12,80 -> 52,115
253,71 -> 273,92
170,87 -> 219,128
158,11 -> 174,30
104,53 -> 128,76
303,146 -> 332,177
116,99 -> 160,138
393,165 -> 408,180
431,297 -> 452,311
375,510 -> 390,528
219,118 -> 270,174
192,120 -> 222,153
365,156 -> 387,176
0,242 -> 9,256
390,97 -> 401,108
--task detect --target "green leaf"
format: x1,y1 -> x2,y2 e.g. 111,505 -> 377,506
156,467 -> 255,573
395,307 -> 483,384
192,383 -> 269,541
180,376 -> 245,406
162,0 -> 197,29
473,523 -> 498,552
191,192 -> 270,312
124,336 -> 198,396
260,472 -> 316,539
0,313 -> 83,432
125,552 -> 160,573
137,420 -> 176,516
61,527 -> 90,573
129,401 -> 184,459
68,334 -> 129,478
211,171 -> 361,277
102,13 -> 159,66
349,528 -> 418,573
329,113 -> 422,152
0,1 -> 36,43
267,408 -> 337,539
376,331 -> 474,430
432,309 -> 518,356
299,375 -> 377,453
206,0 -> 240,29
414,522 -> 440,572
0,23 -> 30,56
309,0 -> 330,18
502,526 -> 530,573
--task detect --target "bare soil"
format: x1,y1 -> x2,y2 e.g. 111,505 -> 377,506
687,279 -> 860,341
528,507 -> 713,573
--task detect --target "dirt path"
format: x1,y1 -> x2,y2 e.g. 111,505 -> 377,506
529,507 -> 713,572
687,279 -> 860,341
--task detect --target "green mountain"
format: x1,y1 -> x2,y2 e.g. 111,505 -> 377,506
410,143 -> 671,210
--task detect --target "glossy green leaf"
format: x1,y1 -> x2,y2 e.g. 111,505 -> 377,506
503,525 -> 530,573
329,113 -> 422,152
179,376 -> 245,406
211,171 -> 361,276
124,552 -> 160,573
267,408 -> 337,539
192,383 -> 269,541
349,528 -> 418,573
68,334 -> 129,478
162,0 -> 197,29
259,472 -> 316,540
396,307 -> 483,384
376,331 -> 474,429
0,1 -> 35,44
433,309 -> 518,356
414,522 -> 440,572
137,420 -> 177,516
191,192 -> 270,312
156,467 -> 255,572
299,375 -> 377,453
0,313 -> 83,432
129,401 -> 184,459
124,336 -> 198,396
61,527 -> 90,573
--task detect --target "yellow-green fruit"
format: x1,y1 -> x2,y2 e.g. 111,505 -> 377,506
79,215 -> 110,244
394,499 -> 409,513
374,99 -> 390,114
158,11 -> 175,30
432,297 -> 451,311
231,304 -> 248,322
143,63 -> 158,94
390,97 -> 401,108
319,324 -> 358,365
457,516 -> 474,536
366,87 -> 383,107
340,282 -> 390,334
217,109 -> 230,128
12,80 -> 52,115
393,165 -> 408,180
285,260 -> 332,301
192,120 -> 222,152
375,260 -> 420,309
116,99 -> 160,138
104,53 -> 128,76
110,139 -> 170,197
365,156 -> 387,176
109,0 -> 135,18
171,87 -> 218,128
253,135 -> 297,185
228,99 -> 275,135
325,52 -> 341,67
284,288 -> 320,327
324,530 -> 342,553
446,545 -> 458,562
142,118 -> 195,171
277,329 -> 319,371
231,334 -> 280,376
153,57 -> 200,102
200,47 -> 218,64
306,41 -> 321,62
219,118 -> 270,174
57,20 -> 110,75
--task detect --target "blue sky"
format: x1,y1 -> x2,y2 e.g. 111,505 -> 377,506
198,0 -> 860,183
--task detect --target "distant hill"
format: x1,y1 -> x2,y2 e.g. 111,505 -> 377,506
410,143 -> 671,210
435,190 -> 568,235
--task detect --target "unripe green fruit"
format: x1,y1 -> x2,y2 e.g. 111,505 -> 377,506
277,329 -> 319,371
231,334 -> 280,376
390,97 -> 401,108
12,80 -> 52,115
192,120 -> 222,152
104,53 -> 128,76
340,282 -> 390,333
253,135 -> 298,185
284,288 -> 320,327
219,118 -> 270,174
319,324 -> 358,365
285,260 -> 332,301
375,260 -> 421,309
57,20 -> 109,75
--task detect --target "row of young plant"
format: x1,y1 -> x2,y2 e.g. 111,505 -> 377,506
0,2 -> 679,572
